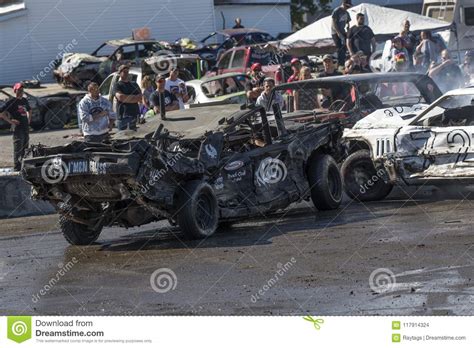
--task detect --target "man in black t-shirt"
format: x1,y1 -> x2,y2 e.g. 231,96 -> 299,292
331,0 -> 352,67
114,65 -> 142,131
149,74 -> 179,116
0,83 -> 31,171
347,13 -> 376,58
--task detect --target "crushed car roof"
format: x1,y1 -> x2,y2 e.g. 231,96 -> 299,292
113,104 -> 244,140
105,38 -> 159,46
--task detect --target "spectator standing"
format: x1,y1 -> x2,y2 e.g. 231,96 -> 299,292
463,50 -> 474,85
428,50 -> 464,92
0,83 -> 31,171
246,63 -> 266,104
331,0 -> 352,67
287,58 -> 302,83
114,65 -> 142,130
256,78 -> 284,111
140,75 -> 154,116
294,67 -> 319,111
78,82 -> 115,143
347,13 -> 376,58
390,36 -> 409,70
415,31 -> 439,72
400,20 -> 417,63
150,74 -> 179,116
165,67 -> 189,109
317,55 -> 342,77
233,18 -> 244,29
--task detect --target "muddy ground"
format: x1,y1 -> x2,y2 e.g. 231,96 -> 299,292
1,188 -> 473,316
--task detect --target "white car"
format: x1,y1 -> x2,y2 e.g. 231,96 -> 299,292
342,88 -> 474,201
185,73 -> 249,107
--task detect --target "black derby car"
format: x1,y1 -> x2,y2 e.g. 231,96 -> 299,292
22,104 -> 344,245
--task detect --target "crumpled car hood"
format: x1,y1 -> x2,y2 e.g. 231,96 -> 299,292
352,104 -> 428,130
58,53 -> 107,74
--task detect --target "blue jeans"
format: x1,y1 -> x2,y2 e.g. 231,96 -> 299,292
117,115 -> 137,131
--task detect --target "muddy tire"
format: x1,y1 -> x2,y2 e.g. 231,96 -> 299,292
45,104 -> 69,130
307,154 -> 342,210
177,181 -> 219,239
341,150 -> 393,202
60,216 -> 102,245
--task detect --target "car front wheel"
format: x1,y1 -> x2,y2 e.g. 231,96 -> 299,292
341,150 -> 393,202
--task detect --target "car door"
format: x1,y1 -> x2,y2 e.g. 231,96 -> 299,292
394,102 -> 474,183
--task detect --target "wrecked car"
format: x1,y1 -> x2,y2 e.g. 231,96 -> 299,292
342,88 -> 474,201
53,38 -> 167,89
22,103 -> 344,245
0,85 -> 82,130
268,73 -> 442,128
177,28 -> 274,66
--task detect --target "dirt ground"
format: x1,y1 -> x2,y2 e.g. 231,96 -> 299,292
1,188 -> 473,316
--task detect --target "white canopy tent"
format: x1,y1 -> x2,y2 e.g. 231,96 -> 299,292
272,3 -> 451,55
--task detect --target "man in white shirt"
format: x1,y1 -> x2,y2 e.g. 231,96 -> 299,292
256,78 -> 284,112
165,67 -> 189,109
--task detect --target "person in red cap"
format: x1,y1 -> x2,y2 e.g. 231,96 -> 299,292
287,58 -> 302,83
0,83 -> 31,171
245,63 -> 266,104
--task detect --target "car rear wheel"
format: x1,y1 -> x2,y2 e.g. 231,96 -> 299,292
307,154 -> 342,210
177,181 -> 219,239
59,216 -> 102,245
341,150 -> 393,202
45,104 -> 69,129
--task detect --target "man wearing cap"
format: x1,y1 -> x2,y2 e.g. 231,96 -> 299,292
287,58 -> 302,83
150,74 -> 179,116
78,82 -> 115,143
347,13 -> 376,58
318,55 -> 342,78
0,83 -> 31,171
114,64 -> 142,130
331,0 -> 352,67
246,63 -> 266,104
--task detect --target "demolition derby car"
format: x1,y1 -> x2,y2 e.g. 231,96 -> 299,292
22,104 -> 344,245
342,88 -> 474,201
269,73 -> 441,128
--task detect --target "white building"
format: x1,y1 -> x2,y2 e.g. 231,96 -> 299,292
0,0 -> 291,84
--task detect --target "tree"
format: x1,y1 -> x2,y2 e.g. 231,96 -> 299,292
291,0 -> 331,29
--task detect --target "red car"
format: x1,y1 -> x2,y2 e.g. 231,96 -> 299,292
210,46 -> 292,83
